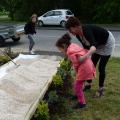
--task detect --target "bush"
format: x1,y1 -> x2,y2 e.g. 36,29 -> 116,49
33,58 -> 73,119
48,95 -> 67,114
52,74 -> 63,88
34,101 -> 50,120
59,58 -> 71,72
0,56 -> 10,65
0,9 -> 8,16
48,91 -> 59,104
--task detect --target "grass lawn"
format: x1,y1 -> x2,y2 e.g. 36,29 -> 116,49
51,58 -> 120,120
94,24 -> 120,29
0,15 -> 24,24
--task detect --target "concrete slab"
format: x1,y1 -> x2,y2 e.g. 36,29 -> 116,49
0,54 -> 60,120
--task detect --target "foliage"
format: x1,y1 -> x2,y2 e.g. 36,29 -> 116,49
59,58 -> 71,71
0,9 -> 8,16
50,58 -> 120,120
47,91 -> 59,104
52,74 -> 63,88
0,0 -> 22,20
0,47 -> 18,65
34,101 -> 50,120
1,0 -> 120,23
93,0 -> 120,23
0,56 -> 10,65
3,46 -> 18,59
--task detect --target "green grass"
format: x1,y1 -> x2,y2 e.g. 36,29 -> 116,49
0,15 -> 24,24
96,24 -> 120,29
52,58 -> 120,120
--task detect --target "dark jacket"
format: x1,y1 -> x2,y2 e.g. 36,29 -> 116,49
76,25 -> 109,49
24,22 -> 36,34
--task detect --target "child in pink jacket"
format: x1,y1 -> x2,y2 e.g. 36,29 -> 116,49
56,33 -> 96,109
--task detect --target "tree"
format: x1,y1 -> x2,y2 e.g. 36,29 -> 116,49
93,0 -> 120,23
1,0 -> 22,20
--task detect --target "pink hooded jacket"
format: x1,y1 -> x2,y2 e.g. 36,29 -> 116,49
66,43 -> 96,81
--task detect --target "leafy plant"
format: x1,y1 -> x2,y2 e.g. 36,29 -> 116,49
59,58 -> 71,72
0,56 -> 10,65
52,74 -> 63,88
57,58 -> 72,81
34,101 -> 50,120
48,91 -> 59,104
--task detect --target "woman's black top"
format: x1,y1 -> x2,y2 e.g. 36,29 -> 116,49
24,22 -> 36,34
76,25 -> 109,49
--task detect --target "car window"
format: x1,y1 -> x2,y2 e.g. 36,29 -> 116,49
43,11 -> 54,17
54,11 -> 62,16
66,10 -> 73,15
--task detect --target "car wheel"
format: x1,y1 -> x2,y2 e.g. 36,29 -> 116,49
38,20 -> 43,27
12,36 -> 20,42
60,21 -> 66,27
0,36 -> 5,46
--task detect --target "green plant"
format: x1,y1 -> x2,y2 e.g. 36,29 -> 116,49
57,67 -> 67,80
0,56 -> 10,65
49,58 -> 120,120
59,58 -> 71,72
48,91 -> 59,104
3,46 -> 18,59
4,46 -> 13,56
52,74 -> 63,88
34,101 -> 50,120
48,94 -> 68,115
57,58 -> 72,81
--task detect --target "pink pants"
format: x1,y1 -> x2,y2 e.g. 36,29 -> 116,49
74,80 -> 86,104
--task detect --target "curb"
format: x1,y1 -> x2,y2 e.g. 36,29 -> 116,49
22,50 -> 64,57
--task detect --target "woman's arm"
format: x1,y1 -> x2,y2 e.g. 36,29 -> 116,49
78,46 -> 96,62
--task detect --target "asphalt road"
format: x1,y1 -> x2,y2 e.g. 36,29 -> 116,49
0,27 -> 120,57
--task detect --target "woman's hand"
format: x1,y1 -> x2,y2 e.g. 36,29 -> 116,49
77,46 -> 96,62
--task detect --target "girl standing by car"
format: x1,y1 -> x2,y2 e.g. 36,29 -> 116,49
56,33 -> 96,109
24,14 -> 37,54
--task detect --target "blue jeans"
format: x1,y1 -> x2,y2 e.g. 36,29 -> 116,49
28,34 -> 35,51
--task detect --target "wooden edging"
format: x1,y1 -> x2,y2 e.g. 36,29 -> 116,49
24,74 -> 55,120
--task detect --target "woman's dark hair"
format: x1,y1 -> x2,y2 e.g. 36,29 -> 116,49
65,16 -> 81,29
56,33 -> 71,48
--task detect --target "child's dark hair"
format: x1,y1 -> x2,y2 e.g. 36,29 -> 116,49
65,16 -> 81,29
56,33 -> 71,48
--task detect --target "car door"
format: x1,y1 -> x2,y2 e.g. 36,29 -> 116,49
51,11 -> 62,25
42,11 -> 54,25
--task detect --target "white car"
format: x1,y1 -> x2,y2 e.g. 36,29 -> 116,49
38,9 -> 74,27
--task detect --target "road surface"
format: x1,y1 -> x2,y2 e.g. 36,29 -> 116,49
0,27 -> 120,57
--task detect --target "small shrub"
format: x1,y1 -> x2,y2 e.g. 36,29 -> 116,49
52,74 -> 63,88
59,58 -> 71,72
48,91 -> 59,104
0,56 -> 10,65
48,94 -> 67,114
34,101 -> 50,120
